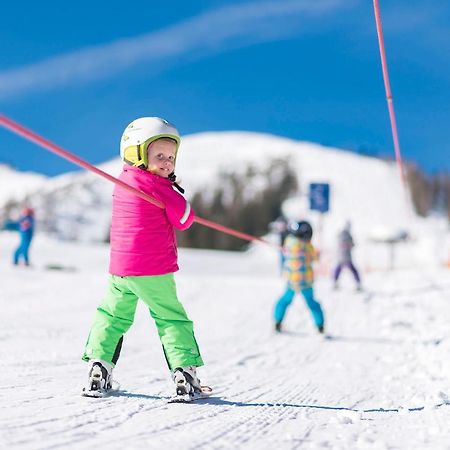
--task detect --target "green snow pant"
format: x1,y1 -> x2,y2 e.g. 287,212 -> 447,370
82,274 -> 204,370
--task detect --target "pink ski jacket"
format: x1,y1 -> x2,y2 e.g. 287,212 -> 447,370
109,165 -> 194,276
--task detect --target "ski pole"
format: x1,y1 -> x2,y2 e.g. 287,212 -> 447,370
0,114 -> 278,249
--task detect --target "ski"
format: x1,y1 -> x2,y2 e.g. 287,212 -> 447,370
81,387 -> 110,398
81,378 -> 120,398
81,382 -> 120,398
168,385 -> 213,404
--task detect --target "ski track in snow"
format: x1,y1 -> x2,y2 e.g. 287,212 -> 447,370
1,235 -> 449,449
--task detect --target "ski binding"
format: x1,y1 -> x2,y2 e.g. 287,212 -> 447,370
168,385 -> 213,403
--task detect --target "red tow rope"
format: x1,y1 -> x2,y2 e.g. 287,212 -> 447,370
0,114 -> 277,249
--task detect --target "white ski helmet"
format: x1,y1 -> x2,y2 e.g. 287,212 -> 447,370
120,117 -> 181,169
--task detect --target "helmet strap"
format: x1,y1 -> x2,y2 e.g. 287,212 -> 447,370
168,172 -> 185,194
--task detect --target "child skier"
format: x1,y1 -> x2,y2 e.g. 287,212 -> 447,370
273,220 -> 325,334
82,117 -> 205,401
333,221 -> 362,291
271,215 -> 289,271
5,207 -> 35,266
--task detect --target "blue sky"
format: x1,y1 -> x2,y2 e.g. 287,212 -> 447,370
0,0 -> 449,176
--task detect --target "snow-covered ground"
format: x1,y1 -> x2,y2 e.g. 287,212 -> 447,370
1,232 -> 449,450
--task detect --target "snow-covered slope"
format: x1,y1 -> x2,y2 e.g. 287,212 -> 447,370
0,164 -> 47,206
178,132 -> 412,242
0,234 -> 449,449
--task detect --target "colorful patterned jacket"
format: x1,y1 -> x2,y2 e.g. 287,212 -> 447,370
282,235 -> 316,290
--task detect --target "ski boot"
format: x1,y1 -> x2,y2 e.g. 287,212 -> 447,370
317,324 -> 325,334
170,366 -> 203,403
82,359 -> 113,398
275,321 -> 282,333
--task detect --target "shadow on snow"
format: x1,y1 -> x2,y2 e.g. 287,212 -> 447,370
108,390 -> 450,414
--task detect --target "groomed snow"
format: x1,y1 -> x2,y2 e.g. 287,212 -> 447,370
1,233 -> 449,449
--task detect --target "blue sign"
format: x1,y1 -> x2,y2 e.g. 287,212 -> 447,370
309,183 -> 330,213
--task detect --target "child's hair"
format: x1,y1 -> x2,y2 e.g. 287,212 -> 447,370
151,137 -> 177,144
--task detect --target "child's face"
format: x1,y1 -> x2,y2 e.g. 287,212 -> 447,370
147,139 -> 177,177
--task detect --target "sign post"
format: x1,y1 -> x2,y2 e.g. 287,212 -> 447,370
309,183 -> 330,214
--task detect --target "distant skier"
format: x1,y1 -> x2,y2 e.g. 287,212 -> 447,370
82,117 -> 206,401
333,221 -> 362,290
6,207 -> 35,266
273,220 -> 325,334
271,215 -> 289,270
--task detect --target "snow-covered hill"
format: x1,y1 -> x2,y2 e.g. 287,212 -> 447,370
0,164 -> 47,206
1,132 -> 448,266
